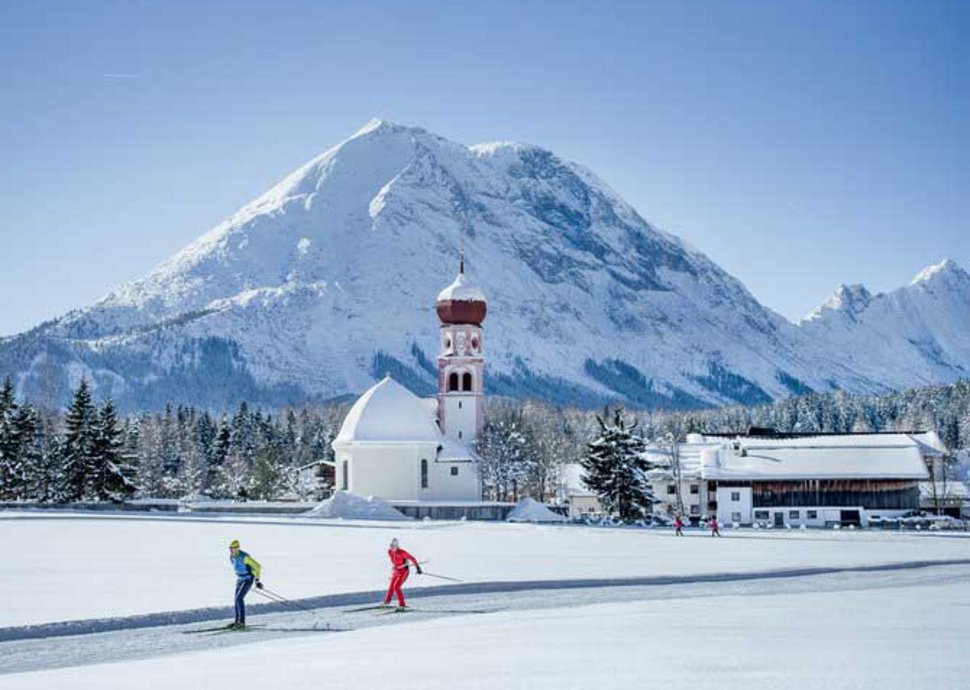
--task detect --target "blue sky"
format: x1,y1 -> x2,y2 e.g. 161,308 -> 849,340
1,0 -> 967,335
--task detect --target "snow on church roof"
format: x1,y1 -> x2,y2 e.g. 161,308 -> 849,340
700,436 -> 931,482
436,270 -> 486,303
334,376 -> 442,445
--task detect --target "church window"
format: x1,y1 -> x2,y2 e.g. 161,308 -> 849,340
451,467 -> 459,476
421,459 -> 428,489
448,372 -> 459,391
341,461 -> 348,491
471,337 -> 478,351
462,372 -> 472,391
458,401 -> 462,409
458,430 -> 463,439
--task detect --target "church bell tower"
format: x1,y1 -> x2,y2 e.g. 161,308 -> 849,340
435,255 -> 487,444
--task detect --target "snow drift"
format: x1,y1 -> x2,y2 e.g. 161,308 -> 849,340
507,497 -> 567,523
303,491 -> 411,521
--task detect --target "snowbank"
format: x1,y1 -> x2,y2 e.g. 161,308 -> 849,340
506,497 -> 567,523
303,491 -> 410,521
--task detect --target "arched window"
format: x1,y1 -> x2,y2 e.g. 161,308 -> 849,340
448,372 -> 459,391
420,459 -> 428,489
462,372 -> 473,391
341,460 -> 348,491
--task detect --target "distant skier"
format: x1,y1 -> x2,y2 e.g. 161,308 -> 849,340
674,515 -> 684,536
710,516 -> 721,537
228,539 -> 263,628
384,537 -> 422,609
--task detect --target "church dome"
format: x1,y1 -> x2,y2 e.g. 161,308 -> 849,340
436,257 -> 487,325
334,376 -> 441,445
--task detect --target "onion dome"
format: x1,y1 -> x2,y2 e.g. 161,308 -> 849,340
436,255 -> 487,325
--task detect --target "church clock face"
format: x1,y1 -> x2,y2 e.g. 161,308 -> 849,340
456,332 -> 468,355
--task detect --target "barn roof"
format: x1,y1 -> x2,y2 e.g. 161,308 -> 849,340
700,435 -> 931,481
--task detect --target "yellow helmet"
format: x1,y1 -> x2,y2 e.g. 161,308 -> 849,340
229,539 -> 240,549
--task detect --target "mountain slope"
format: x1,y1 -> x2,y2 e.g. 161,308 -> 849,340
801,259 -> 970,387
0,120 -> 965,410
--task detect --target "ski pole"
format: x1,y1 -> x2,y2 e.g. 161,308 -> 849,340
255,586 -> 319,615
419,571 -> 463,583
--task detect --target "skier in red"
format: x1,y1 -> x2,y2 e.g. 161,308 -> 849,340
674,515 -> 684,536
710,515 -> 721,537
384,538 -> 422,609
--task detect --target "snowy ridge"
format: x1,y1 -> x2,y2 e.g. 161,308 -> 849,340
0,121 -> 968,410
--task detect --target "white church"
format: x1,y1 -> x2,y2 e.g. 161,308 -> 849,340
331,257 -> 486,502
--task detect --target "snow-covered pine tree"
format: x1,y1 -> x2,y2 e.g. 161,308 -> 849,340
91,399 -> 137,502
10,402 -> 41,501
581,407 -> 657,521
0,376 -> 21,500
32,413 -> 66,503
62,379 -> 98,501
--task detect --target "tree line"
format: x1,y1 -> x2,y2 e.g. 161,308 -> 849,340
1,375 -> 968,506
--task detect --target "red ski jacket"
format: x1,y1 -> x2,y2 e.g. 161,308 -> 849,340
388,548 -> 419,571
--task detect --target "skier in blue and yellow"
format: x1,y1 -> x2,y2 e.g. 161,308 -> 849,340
228,539 -> 263,628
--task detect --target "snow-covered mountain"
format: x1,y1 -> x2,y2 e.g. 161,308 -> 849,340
0,120 -> 967,411
800,259 -> 970,388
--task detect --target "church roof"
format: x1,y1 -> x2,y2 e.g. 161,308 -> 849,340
436,270 -> 486,303
334,376 -> 442,445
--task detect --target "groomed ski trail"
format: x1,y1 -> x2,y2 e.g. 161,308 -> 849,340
2,559 -> 970,675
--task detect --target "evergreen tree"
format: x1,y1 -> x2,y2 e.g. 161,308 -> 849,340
92,399 -> 136,502
251,445 -> 283,500
0,376 -> 21,500
62,379 -> 98,501
581,407 -> 656,521
10,402 -> 40,501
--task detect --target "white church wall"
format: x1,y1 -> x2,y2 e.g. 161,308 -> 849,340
427,460 -> 481,501
336,443 -> 439,502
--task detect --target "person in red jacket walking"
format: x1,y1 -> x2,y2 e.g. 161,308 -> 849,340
384,537 -> 422,609
710,515 -> 721,537
674,515 -> 684,536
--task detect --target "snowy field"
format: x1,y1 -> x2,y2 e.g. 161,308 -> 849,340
3,511 -> 970,626
2,512 -> 970,689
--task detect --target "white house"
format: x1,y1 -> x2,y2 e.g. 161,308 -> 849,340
331,258 -> 486,502
700,431 -> 939,527
644,430 -> 943,527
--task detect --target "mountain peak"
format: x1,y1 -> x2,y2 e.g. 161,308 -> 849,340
805,283 -> 872,322
910,259 -> 967,286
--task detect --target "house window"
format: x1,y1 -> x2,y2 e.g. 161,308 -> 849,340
690,484 -> 699,495
754,510 -> 769,520
807,510 -> 818,520
730,491 -> 740,502
448,372 -> 459,391
458,430 -> 463,440
341,461 -> 348,491
667,484 -> 676,495
789,510 -> 799,520
450,467 -> 459,476
421,459 -> 428,489
462,372 -> 473,391
731,512 -> 742,523
690,505 -> 699,516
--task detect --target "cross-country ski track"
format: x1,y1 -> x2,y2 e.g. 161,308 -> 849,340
3,558 -> 969,675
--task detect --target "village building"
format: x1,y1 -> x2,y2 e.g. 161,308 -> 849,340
331,258 -> 485,502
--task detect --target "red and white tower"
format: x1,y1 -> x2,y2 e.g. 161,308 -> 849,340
435,255 -> 487,444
